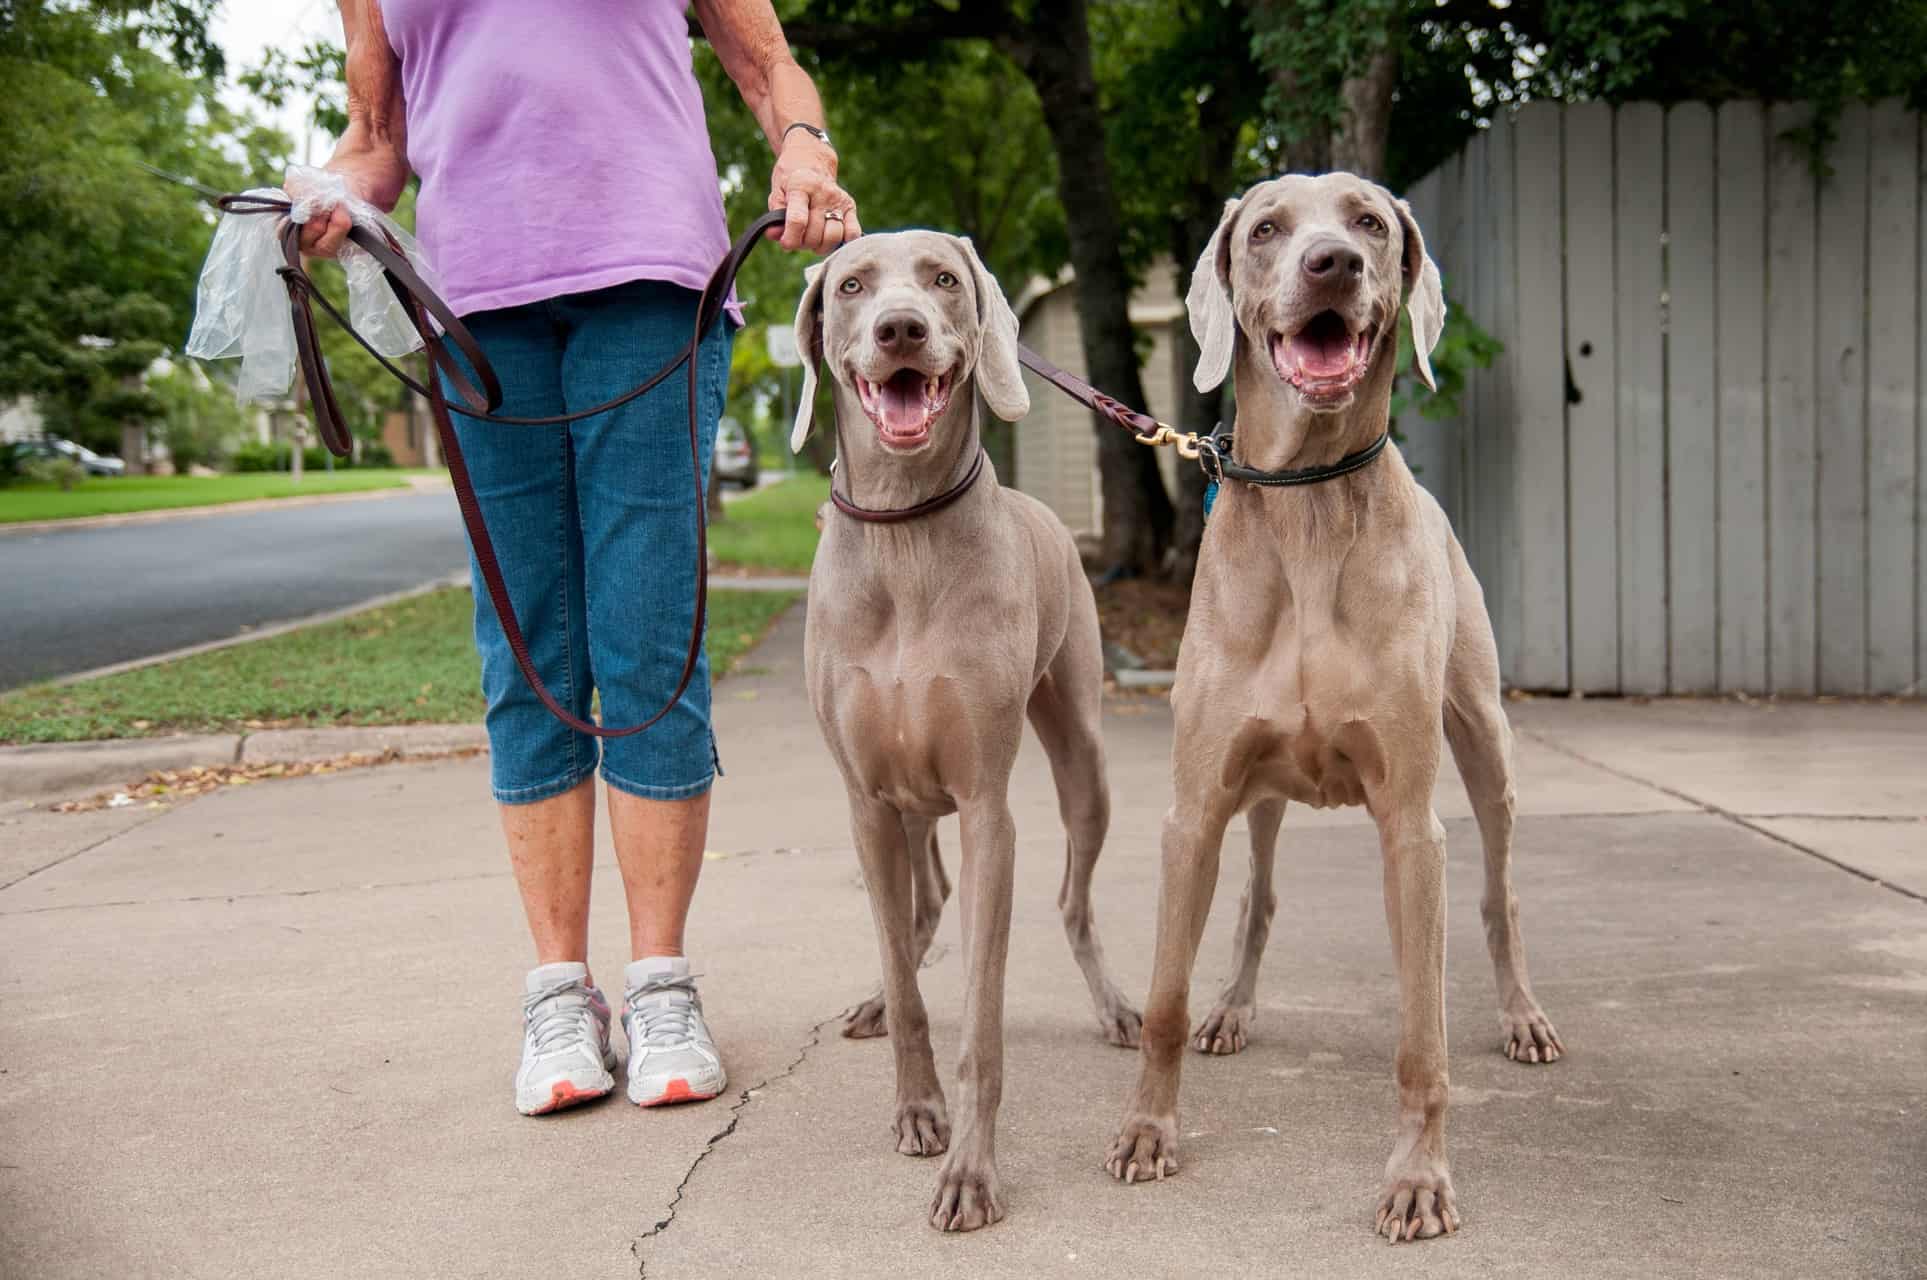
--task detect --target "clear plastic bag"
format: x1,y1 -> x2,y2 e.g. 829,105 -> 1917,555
187,165 -> 440,401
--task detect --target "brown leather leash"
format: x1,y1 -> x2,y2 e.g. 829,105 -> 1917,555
215,192 -> 785,739
209,189 -> 1194,729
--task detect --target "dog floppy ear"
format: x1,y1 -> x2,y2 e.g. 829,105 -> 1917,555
789,261 -> 827,453
1186,196 -> 1243,393
1394,197 -> 1446,392
955,235 -> 1028,422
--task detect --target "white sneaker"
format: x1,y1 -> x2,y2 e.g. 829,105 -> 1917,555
622,956 -> 727,1106
514,961 -> 617,1116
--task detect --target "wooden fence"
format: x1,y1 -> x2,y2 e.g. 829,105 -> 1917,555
1402,100 -> 1924,695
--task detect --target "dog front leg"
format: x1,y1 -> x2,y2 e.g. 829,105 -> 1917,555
1107,796 -> 1234,1183
1373,804 -> 1460,1243
930,797 -> 1016,1231
848,796 -> 949,1157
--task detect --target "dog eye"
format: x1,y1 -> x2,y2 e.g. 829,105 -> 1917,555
1357,213 -> 1385,233
935,271 -> 959,288
838,277 -> 862,295
1251,220 -> 1277,241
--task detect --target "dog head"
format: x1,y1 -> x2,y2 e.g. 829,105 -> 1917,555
790,230 -> 1027,456
1188,173 -> 1444,414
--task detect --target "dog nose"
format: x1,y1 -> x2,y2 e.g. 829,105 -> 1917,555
1301,240 -> 1364,284
873,310 -> 928,353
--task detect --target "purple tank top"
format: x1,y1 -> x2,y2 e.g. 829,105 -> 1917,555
382,0 -> 739,319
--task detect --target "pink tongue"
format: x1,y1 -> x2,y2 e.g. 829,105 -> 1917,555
878,375 -> 926,434
1289,329 -> 1354,378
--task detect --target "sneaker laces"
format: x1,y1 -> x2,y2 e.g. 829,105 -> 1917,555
626,974 -> 703,1048
523,978 -> 601,1058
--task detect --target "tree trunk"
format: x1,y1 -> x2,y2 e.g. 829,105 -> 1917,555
999,0 -> 1173,575
1330,37 -> 1399,179
1167,73 -> 1246,583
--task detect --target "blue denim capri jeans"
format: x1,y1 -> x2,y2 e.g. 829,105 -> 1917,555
443,279 -> 732,805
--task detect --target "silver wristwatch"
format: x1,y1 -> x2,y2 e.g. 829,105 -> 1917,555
782,121 -> 833,150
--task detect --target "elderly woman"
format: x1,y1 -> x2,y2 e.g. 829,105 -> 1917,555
302,0 -> 859,1115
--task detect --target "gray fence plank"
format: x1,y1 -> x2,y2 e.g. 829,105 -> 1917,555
1920,112 -> 1927,693
1465,128 -> 1490,605
1565,103 -> 1620,690
1513,104 -> 1569,690
1486,114 -> 1524,678
1615,103 -> 1668,692
1431,152 -> 1466,535
1766,103 -> 1819,693
1716,102 -> 1770,693
1816,103 -> 1872,692
1866,100 -> 1921,694
1666,103 -> 1719,692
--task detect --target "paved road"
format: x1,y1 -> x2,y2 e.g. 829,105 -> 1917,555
0,492 -> 469,689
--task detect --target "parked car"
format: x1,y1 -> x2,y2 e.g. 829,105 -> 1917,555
714,416 -> 758,490
14,436 -> 125,476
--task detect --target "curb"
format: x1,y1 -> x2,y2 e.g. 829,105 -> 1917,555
0,478 -> 449,537
0,723 -> 488,806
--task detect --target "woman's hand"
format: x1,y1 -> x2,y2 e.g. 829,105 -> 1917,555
293,149 -> 410,259
768,131 -> 861,253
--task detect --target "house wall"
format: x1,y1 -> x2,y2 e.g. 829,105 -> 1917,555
1013,259 -> 1186,538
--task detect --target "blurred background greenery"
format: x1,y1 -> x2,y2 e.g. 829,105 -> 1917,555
4,0 -> 1922,574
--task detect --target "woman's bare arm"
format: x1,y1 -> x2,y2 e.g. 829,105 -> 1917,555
301,0 -> 412,257
694,0 -> 861,252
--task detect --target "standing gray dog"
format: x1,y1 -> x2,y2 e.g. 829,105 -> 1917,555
1104,174 -> 1563,1243
792,230 -> 1141,1232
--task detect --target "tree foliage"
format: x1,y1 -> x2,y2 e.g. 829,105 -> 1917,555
0,1 -> 288,454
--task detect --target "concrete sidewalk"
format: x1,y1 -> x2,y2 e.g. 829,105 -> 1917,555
1,604 -> 1922,1278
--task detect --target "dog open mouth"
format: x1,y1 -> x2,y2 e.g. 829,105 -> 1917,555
1270,311 -> 1377,405
855,367 -> 954,449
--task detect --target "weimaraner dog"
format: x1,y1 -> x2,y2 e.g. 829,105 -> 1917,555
1104,174 -> 1563,1243
791,230 -> 1141,1232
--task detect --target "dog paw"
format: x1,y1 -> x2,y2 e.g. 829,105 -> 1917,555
1105,1113 -> 1179,1183
842,994 -> 888,1039
1375,1151 -> 1460,1243
929,1152 -> 1005,1231
1097,998 -> 1143,1049
894,1096 -> 950,1157
1500,998 -> 1562,1064
1192,1000 -> 1256,1055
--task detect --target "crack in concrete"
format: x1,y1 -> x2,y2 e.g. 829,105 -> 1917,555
0,809 -> 172,894
1518,729 -> 1927,905
631,1004 -> 850,1279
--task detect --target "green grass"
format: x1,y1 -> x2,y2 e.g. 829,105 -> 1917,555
0,587 -> 799,745
0,471 -> 419,524
709,472 -> 828,574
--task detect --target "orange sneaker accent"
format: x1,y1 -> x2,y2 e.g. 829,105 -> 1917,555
533,1079 -> 608,1114
637,1077 -> 717,1108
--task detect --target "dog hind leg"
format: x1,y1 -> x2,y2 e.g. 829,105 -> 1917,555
1193,797 -> 1284,1054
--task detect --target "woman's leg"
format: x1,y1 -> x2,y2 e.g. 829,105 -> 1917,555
606,787 -> 711,960
450,303 -> 600,958
559,281 -> 729,956
446,300 -> 616,1114
503,778 -> 598,964
560,279 -> 732,1104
